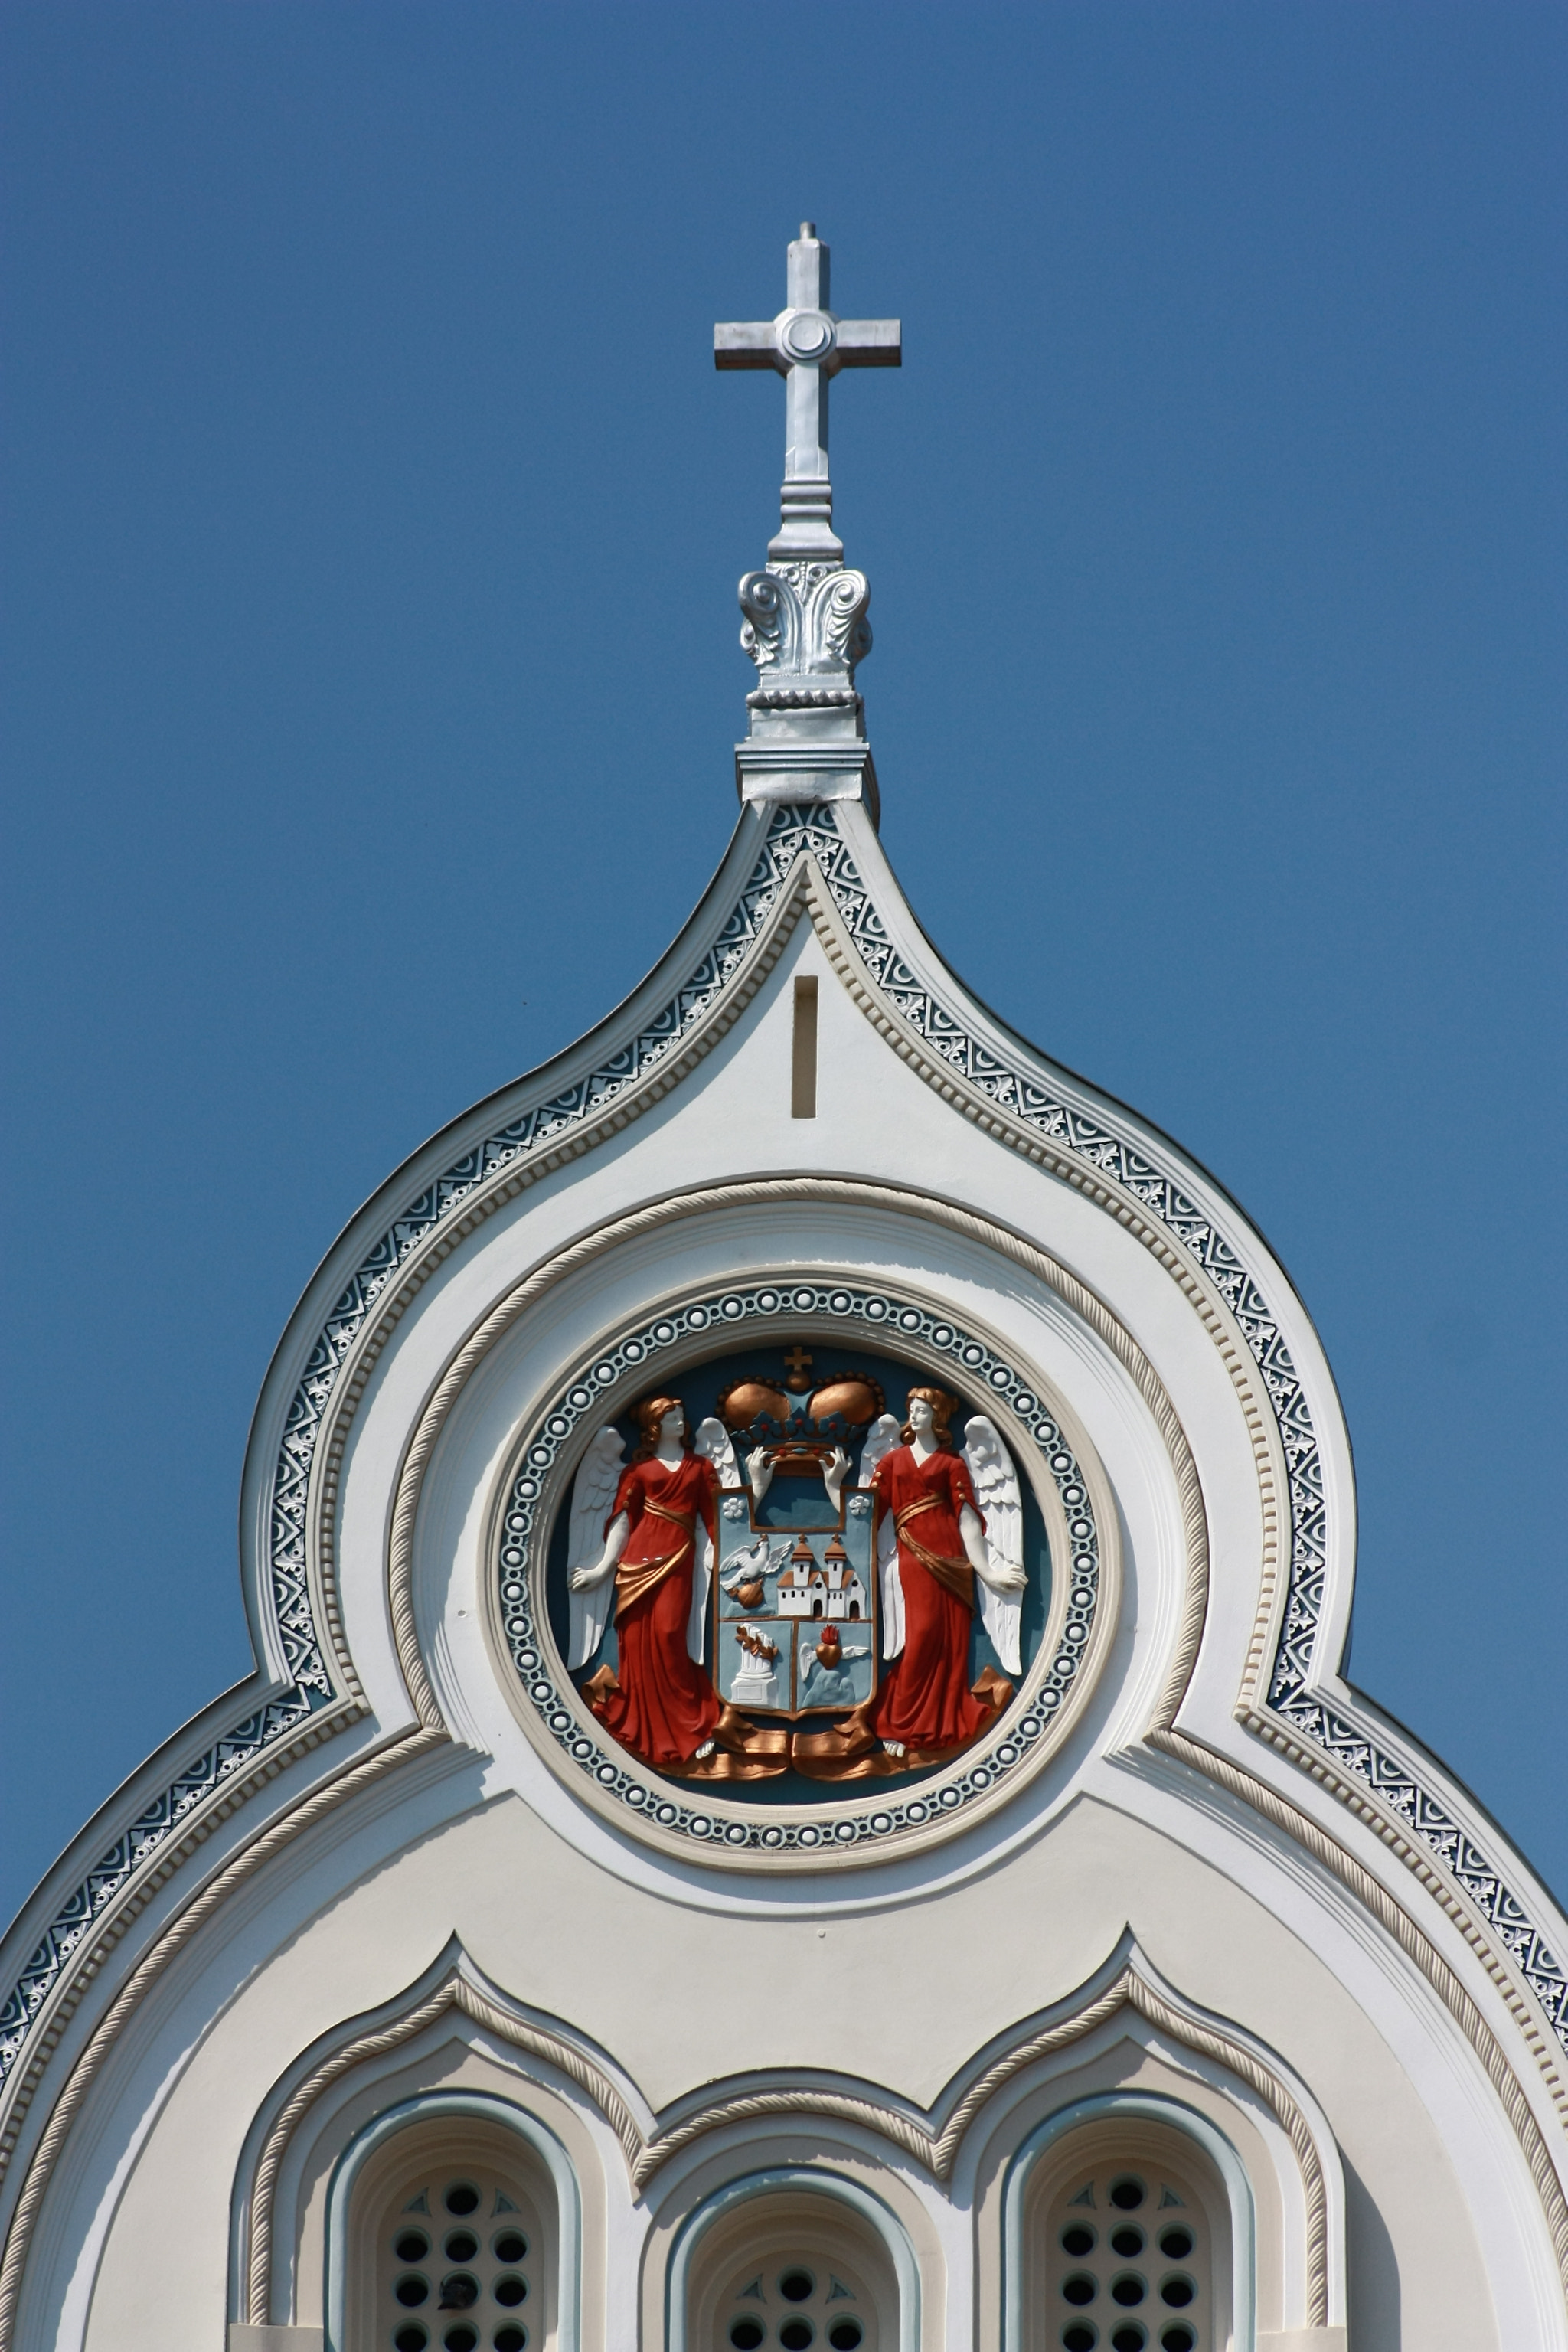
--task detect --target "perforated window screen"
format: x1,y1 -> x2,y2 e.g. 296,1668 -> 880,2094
719,2254 -> 879,2352
1044,2163 -> 1210,2352
376,2166 -> 537,2352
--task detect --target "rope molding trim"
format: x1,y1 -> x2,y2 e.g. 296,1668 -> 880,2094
1,850 -> 1563,2328
0,886 -> 817,2195
0,1699 -> 366,2188
1152,1723 -> 1568,2297
244,1973 -> 639,2323
7,850 -> 1550,2154
11,805 -> 1560,2131
241,1955 -> 1328,2328
0,1726 -> 448,2347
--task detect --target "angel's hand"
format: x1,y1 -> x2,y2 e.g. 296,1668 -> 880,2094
822,1446 -> 851,1504
976,1557 -> 1027,1595
746,1447 -> 776,1504
570,1556 -> 616,1592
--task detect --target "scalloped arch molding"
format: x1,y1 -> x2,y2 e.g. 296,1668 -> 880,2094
3,801 -> 1567,2334
236,1939 -> 1335,2332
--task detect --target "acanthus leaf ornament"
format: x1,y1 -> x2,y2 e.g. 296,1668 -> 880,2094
738,564 -> 873,693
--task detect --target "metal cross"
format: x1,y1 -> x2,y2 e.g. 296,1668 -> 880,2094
782,1345 -> 814,1387
716,224 -> 900,562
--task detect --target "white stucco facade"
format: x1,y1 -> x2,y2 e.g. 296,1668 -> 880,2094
3,228 -> 1564,2352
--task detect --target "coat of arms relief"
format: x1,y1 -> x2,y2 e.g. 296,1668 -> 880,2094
557,1342 -> 1040,1789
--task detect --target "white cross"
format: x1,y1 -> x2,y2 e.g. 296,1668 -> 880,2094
716,223 -> 900,561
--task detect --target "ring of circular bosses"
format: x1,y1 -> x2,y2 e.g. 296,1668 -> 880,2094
487,1278 -> 1122,1870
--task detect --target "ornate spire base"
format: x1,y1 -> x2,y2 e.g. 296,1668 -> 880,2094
733,737 -> 879,822
733,559 -> 879,822
717,229 -> 898,825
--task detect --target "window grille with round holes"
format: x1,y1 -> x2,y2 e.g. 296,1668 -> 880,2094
1046,2166 -> 1210,2352
378,2169 -> 534,2352
721,2259 -> 877,2352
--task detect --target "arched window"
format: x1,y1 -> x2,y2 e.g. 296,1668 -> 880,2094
1004,2099 -> 1245,2352
1044,2160 -> 1210,2352
717,2249 -> 880,2352
671,2172 -> 917,2352
374,2156 -> 541,2352
324,2095 -> 577,2352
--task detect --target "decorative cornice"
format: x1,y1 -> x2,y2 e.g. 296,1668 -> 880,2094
0,1725 -> 446,2347
0,1699 -> 366,2187
0,811 -> 818,2102
1150,1720 -> 1568,2296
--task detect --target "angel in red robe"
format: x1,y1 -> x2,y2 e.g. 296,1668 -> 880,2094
865,1386 -> 1027,1760
570,1394 -> 723,1770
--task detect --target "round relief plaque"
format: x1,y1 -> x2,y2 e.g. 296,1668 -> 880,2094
491,1277 -> 1117,1868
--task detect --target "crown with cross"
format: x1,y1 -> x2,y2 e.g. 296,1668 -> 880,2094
716,225 -> 900,818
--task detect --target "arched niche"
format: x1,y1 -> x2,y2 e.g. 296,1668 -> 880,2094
667,2171 -> 919,2352
322,2092 -> 581,2352
1002,2096 -> 1252,2352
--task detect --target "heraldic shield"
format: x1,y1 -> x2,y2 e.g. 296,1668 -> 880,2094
714,1485 -> 879,1719
554,1340 -> 1042,1789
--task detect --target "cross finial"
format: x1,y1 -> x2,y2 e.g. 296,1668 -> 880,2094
716,224 -> 900,561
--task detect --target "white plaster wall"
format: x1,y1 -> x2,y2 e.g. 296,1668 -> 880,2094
14,819 -> 1558,2352
78,1792 -> 1498,2351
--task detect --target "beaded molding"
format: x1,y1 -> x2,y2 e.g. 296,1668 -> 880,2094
5,802 -> 1564,2076
496,1279 -> 1099,1854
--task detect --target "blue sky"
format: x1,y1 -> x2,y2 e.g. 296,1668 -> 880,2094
2,2 -> 1563,1922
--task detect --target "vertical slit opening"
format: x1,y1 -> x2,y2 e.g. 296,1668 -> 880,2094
792,975 -> 818,1118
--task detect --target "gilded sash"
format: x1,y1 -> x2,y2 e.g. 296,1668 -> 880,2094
613,1498 -> 697,1619
893,1491 -> 975,1609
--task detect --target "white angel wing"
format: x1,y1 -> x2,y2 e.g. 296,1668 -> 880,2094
693,1415 -> 740,1488
856,1413 -> 904,1659
687,1417 -> 738,1664
962,1415 -> 1024,1674
566,1426 -> 626,1671
856,1411 -> 900,1490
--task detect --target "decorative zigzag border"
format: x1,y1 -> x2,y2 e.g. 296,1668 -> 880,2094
4,802 -> 1563,2084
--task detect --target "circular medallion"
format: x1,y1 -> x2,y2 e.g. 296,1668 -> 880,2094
779,310 -> 835,362
490,1277 -> 1118,1868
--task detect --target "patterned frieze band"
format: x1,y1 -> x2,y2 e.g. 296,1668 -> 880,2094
3,800 -> 1563,2077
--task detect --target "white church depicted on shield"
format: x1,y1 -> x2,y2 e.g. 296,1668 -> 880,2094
2,223 -> 1566,2352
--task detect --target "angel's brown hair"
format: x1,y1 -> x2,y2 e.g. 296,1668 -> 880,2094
631,1393 -> 692,1461
901,1385 -> 962,1448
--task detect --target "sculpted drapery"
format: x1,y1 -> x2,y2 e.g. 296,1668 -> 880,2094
867,1442 -> 991,1755
590,1449 -> 722,1770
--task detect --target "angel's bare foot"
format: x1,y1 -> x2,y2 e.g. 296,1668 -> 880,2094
694,1738 -> 716,1761
882,1739 -> 906,1759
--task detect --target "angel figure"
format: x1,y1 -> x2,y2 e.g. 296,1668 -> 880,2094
568,1395 -> 724,1769
861,1387 -> 1027,1759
